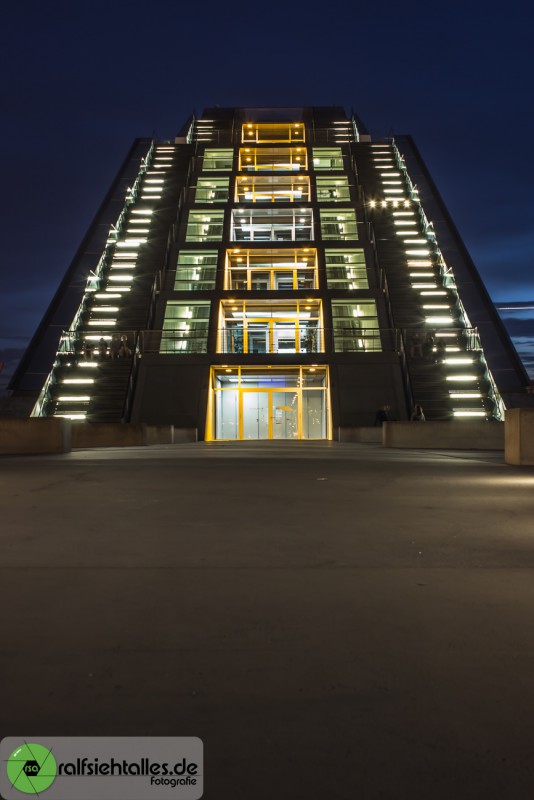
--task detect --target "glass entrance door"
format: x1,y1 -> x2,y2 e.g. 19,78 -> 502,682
272,391 -> 298,439
209,366 -> 331,441
242,391 -> 269,439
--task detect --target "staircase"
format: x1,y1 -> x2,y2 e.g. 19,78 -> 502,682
39,145 -> 193,422
353,141 -> 499,420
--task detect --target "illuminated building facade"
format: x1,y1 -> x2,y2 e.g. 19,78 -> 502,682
9,107 -> 529,439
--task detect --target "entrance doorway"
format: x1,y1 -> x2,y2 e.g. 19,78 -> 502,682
208,366 -> 330,441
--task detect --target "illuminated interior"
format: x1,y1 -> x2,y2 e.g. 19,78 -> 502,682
202,149 -> 234,171
186,210 -> 224,242
331,300 -> 380,351
312,148 -> 344,170
217,299 -> 323,354
161,301 -> 211,353
195,177 -> 229,203
231,208 -> 313,241
325,249 -> 368,289
225,248 -> 318,290
238,148 -> 308,172
241,123 -> 305,143
174,251 -> 217,291
235,175 -> 311,203
316,176 -> 351,202
320,209 -> 358,240
208,365 -> 330,440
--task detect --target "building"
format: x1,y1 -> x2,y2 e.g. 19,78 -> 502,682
8,107 -> 530,439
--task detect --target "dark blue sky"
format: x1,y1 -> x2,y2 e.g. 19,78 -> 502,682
1,0 -> 533,387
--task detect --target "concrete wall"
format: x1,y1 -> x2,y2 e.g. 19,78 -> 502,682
505,409 -> 534,465
383,421 -> 504,450
332,357 -> 409,428
72,424 -> 196,448
131,360 -> 209,432
72,423 -> 146,449
339,427 -> 382,443
0,418 -> 71,455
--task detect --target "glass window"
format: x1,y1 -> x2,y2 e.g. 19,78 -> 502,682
325,249 -> 368,290
312,148 -> 344,170
195,177 -> 229,203
186,210 -> 224,242
235,175 -> 310,203
210,366 -> 330,441
242,123 -> 305,143
239,148 -> 307,172
320,209 -> 358,240
174,251 -> 218,291
218,300 -> 323,355
331,301 -> 380,352
231,209 -> 313,242
161,301 -> 211,353
225,248 -> 317,291
316,176 -> 351,203
202,149 -> 233,171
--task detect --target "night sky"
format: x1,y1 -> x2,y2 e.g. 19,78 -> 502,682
1,0 -> 533,390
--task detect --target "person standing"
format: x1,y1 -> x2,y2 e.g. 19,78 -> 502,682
374,404 -> 391,427
410,404 -> 426,422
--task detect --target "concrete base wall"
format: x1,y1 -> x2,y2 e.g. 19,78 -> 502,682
71,423 -> 197,449
339,427 -> 382,443
173,428 -> 198,443
72,423 -> 146,449
0,418 -> 71,454
383,421 -> 504,450
144,426 -> 175,446
505,409 -> 534,465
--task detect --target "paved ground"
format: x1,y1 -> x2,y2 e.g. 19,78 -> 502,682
1,441 -> 534,799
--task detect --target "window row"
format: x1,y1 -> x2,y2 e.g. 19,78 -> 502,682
202,148 -> 344,172
241,123 -> 305,144
185,209 -> 358,243
195,175 -> 351,204
160,300 -> 379,353
172,249 -> 368,292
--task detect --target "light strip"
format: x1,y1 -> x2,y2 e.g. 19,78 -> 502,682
58,395 -> 91,401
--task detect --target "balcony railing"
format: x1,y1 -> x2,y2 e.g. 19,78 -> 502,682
137,328 -> 389,355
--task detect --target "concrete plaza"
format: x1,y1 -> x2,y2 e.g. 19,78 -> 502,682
1,441 -> 534,799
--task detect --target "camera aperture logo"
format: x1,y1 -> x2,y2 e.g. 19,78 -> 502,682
6,743 -> 57,795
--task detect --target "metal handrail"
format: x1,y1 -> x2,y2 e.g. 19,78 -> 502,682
139,328 -> 397,355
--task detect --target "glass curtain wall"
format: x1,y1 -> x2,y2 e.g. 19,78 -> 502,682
225,249 -> 317,290
210,366 -> 329,440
